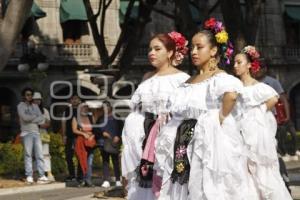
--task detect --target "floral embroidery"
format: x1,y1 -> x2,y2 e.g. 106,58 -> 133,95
175,145 -> 187,159
176,162 -> 185,173
171,119 -> 197,185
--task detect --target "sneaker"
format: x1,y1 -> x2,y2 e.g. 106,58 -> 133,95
116,181 -> 122,187
101,180 -> 110,188
65,176 -> 76,182
37,175 -> 50,184
77,180 -> 86,187
26,176 -> 34,184
296,150 -> 300,156
47,175 -> 56,182
85,180 -> 95,187
290,155 -> 299,161
282,155 -> 291,162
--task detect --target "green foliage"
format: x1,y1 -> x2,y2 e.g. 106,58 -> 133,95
49,133 -> 67,174
0,142 -> 24,175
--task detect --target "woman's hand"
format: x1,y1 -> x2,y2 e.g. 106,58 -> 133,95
103,131 -> 111,139
113,136 -> 120,144
82,132 -> 90,139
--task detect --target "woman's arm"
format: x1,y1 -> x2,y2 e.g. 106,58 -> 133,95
265,96 -> 278,111
72,117 -> 89,138
220,92 -> 238,124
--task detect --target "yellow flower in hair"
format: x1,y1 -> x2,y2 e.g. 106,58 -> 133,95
215,30 -> 228,44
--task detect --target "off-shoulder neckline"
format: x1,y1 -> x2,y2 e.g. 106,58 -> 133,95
183,71 -> 227,86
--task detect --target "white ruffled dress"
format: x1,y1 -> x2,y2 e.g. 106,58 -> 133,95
238,82 -> 292,200
155,72 -> 259,200
121,72 -> 190,200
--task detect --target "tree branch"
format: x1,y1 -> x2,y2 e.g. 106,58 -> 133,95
108,0 -> 136,63
83,0 -> 109,66
208,0 -> 220,14
152,6 -> 175,19
100,0 -> 106,36
95,0 -> 102,18
105,0 -> 113,10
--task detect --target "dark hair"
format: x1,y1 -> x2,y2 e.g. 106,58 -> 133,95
151,33 -> 176,60
103,100 -> 111,108
21,87 -> 34,97
197,30 -> 228,68
37,100 -> 45,114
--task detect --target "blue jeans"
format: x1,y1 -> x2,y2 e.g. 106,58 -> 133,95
86,149 -> 94,182
22,133 -> 45,177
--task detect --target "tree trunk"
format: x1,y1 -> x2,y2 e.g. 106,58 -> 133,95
245,0 -> 262,44
0,0 -> 33,71
83,0 -> 110,67
83,0 -> 136,68
220,0 -> 246,51
119,0 -> 158,74
174,0 -> 197,39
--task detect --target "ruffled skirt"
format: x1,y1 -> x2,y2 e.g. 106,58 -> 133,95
155,110 -> 259,200
240,109 -> 292,200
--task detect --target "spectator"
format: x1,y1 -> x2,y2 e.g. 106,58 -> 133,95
17,87 -> 49,184
72,103 -> 95,187
61,94 -> 83,182
33,92 -> 55,182
99,100 -> 122,188
85,100 -> 105,187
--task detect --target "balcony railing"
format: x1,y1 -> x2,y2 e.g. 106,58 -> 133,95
283,46 -> 300,61
8,43 -> 99,66
57,44 -> 92,57
257,45 -> 300,64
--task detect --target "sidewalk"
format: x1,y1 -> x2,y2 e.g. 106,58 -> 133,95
0,182 -> 65,196
0,159 -> 300,198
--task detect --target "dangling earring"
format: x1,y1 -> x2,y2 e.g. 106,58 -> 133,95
168,57 -> 171,67
208,58 -> 217,71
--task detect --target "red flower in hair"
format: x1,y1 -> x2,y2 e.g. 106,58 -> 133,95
250,60 -> 261,74
204,18 -> 217,30
168,31 -> 188,66
168,31 -> 187,50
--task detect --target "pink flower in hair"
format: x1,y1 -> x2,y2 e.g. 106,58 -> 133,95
215,21 -> 224,32
243,46 -> 260,60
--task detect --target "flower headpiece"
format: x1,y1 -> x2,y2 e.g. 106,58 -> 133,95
168,31 -> 188,66
241,45 -> 261,74
204,18 -> 233,65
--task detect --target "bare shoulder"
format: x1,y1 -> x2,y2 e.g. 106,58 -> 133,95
142,71 -> 156,81
185,75 -> 197,83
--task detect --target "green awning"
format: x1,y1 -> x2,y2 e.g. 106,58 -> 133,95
119,1 -> 139,24
60,0 -> 88,23
30,2 -> 46,19
4,1 -> 46,20
286,6 -> 300,21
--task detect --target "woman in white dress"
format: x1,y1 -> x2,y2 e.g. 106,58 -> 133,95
155,18 -> 259,200
234,45 -> 292,200
121,32 -> 190,200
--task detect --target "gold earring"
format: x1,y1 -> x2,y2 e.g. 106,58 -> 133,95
208,58 -> 217,71
168,57 -> 171,67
